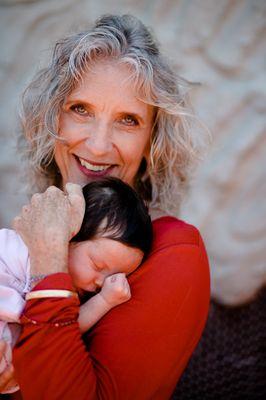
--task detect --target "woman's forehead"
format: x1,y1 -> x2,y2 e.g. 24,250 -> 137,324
68,61 -> 147,107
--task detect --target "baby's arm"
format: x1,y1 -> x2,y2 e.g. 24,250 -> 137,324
78,273 -> 131,333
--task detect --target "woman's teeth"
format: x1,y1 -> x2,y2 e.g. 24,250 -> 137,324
79,158 -> 111,172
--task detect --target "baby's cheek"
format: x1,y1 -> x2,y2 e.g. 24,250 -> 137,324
68,249 -> 80,274
67,260 -> 79,283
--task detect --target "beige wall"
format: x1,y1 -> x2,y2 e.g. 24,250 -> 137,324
0,0 -> 265,305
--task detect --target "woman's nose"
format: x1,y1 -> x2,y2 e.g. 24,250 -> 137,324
84,122 -> 113,157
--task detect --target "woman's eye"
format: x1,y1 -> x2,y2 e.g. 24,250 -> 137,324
70,104 -> 89,115
121,115 -> 138,126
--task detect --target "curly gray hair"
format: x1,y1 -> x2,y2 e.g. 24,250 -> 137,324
19,14 -> 207,215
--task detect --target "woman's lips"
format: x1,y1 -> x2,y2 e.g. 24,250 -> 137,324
75,156 -> 115,178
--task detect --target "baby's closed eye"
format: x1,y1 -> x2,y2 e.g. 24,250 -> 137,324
93,262 -> 108,273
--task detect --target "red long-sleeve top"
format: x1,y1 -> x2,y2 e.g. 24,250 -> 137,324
13,217 -> 210,400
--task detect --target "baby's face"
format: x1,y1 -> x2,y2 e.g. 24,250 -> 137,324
68,237 -> 143,292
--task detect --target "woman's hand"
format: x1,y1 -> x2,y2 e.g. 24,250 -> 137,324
13,183 -> 85,276
0,341 -> 17,393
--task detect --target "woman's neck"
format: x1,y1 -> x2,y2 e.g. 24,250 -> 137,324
149,207 -> 168,221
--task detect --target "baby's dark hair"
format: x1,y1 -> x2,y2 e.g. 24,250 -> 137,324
71,177 -> 153,255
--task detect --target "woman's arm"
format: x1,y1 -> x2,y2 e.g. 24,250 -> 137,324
13,218 -> 210,400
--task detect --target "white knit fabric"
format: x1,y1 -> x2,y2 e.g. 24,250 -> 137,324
0,228 -> 30,393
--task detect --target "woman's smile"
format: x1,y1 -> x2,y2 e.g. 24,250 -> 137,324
55,61 -> 154,188
75,155 -> 116,178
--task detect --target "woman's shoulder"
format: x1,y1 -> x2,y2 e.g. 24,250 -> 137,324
144,216 -> 210,314
129,215 -> 210,329
151,215 -> 201,250
149,215 -> 210,293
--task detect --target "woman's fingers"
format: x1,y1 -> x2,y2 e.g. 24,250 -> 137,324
14,184 -> 85,244
65,183 -> 85,237
65,183 -> 85,210
12,187 -> 73,275
65,182 -> 83,197
30,192 -> 42,205
12,183 -> 84,276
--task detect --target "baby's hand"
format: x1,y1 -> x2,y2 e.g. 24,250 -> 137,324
99,273 -> 131,307
0,341 -> 17,393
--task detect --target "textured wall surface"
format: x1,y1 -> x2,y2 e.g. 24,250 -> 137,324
0,0 -> 265,305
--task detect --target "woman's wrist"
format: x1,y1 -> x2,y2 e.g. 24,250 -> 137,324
29,274 -> 48,290
29,243 -> 68,278
28,273 -> 74,292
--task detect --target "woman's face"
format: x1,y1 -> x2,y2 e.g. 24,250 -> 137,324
55,61 -> 154,188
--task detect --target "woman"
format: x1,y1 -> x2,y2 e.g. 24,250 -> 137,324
0,14 -> 210,399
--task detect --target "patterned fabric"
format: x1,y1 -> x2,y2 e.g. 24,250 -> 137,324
172,288 -> 266,400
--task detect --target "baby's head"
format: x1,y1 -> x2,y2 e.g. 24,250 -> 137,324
68,177 -> 153,292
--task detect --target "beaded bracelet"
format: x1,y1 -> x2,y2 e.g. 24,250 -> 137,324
29,274 -> 48,290
22,313 -> 77,328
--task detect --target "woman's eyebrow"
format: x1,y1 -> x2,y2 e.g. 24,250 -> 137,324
64,98 -> 94,108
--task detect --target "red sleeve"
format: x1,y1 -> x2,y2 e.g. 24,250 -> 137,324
13,217 -> 210,400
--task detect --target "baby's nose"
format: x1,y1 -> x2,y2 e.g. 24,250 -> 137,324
94,277 -> 104,289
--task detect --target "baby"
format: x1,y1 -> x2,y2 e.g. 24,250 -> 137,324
0,177 -> 153,393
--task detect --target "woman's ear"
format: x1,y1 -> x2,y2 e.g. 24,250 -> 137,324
135,157 -> 152,201
144,108 -> 157,163
143,144 -> 150,161
138,157 -> 148,178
